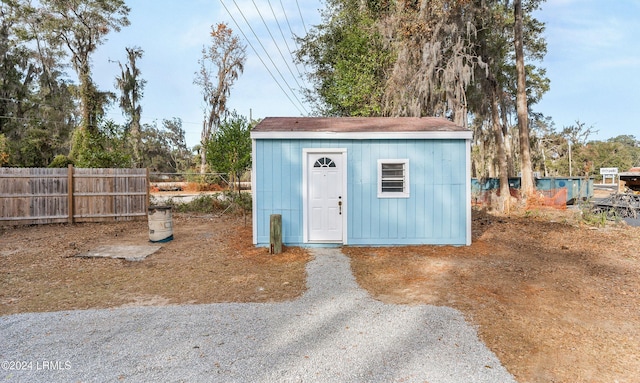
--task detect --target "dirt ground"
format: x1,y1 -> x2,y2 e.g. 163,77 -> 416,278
0,214 -> 309,313
347,208 -> 640,383
2,206 -> 639,383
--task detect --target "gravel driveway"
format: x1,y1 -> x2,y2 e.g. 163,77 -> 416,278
1,248 -> 516,382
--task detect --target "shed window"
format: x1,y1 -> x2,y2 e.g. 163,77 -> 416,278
314,157 -> 336,167
377,159 -> 410,198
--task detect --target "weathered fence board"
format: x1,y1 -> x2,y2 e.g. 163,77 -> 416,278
0,166 -> 149,225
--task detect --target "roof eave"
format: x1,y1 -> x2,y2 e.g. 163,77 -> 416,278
250,131 -> 473,140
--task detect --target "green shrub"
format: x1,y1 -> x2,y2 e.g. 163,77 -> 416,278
159,192 -> 252,215
49,155 -> 73,168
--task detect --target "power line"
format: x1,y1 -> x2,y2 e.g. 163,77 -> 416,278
100,111 -> 203,127
295,0 -> 308,36
230,0 -> 308,114
219,0 -> 304,115
0,110 -> 203,136
252,0 -> 304,90
0,97 -> 193,124
280,0 -> 307,73
0,114 -> 73,129
219,0 -> 308,115
267,0 -> 304,79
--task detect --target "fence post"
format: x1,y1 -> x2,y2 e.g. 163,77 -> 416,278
67,164 -> 74,224
146,168 -> 150,207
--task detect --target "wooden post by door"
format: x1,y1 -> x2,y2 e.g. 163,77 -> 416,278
270,214 -> 282,254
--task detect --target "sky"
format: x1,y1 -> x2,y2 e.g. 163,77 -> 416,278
92,0 -> 640,148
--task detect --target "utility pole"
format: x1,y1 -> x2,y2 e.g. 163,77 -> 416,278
568,141 -> 572,177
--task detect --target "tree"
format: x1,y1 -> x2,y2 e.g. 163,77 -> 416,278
194,23 -> 246,174
514,0 -> 534,198
0,134 -> 9,166
466,0 -> 548,210
115,46 -> 145,167
604,136 -> 640,170
562,120 -> 597,147
39,0 -> 130,161
0,0 -> 77,167
162,118 -> 191,173
529,113 -> 556,176
471,1 -> 515,211
139,118 -> 192,173
297,0 -> 550,211
298,0 -> 485,123
534,120 -> 608,177
206,112 -> 251,195
296,1 -> 391,116
561,120 -> 596,177
381,1 -> 485,126
490,78 -> 511,211
72,118 -> 130,168
0,1 -> 25,139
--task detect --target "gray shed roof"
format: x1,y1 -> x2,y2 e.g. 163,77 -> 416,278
252,117 -> 467,133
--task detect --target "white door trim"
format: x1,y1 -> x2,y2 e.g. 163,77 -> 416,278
302,148 -> 348,244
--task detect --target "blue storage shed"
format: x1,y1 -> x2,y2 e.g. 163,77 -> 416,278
250,117 -> 473,247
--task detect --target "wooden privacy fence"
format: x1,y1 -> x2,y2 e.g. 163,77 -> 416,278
0,166 -> 149,225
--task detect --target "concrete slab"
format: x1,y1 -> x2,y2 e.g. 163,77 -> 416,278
623,217 -> 640,227
76,245 -> 161,261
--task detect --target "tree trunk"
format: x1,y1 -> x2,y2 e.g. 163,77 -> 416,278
491,81 -> 510,213
541,142 -> 548,177
200,120 -> 208,174
500,103 -> 514,176
79,68 -> 93,133
131,114 -> 141,167
514,0 -> 534,199
70,66 -> 95,162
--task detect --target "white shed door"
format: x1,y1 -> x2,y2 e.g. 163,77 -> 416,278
307,152 -> 344,242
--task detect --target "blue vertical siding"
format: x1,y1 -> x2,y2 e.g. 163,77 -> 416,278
254,139 -> 469,246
